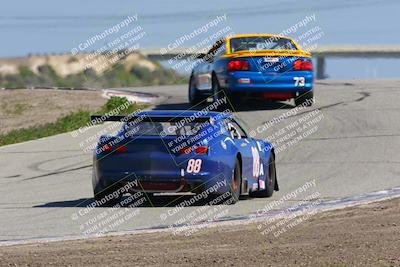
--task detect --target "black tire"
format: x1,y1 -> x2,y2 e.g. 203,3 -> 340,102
250,154 -> 276,198
188,75 -> 204,106
228,159 -> 241,204
212,74 -> 228,111
227,92 -> 241,104
295,90 -> 314,106
143,192 -> 154,203
93,178 -> 123,207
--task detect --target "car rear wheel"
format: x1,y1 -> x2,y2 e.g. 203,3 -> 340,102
188,75 -> 204,106
228,159 -> 241,204
93,179 -> 123,207
212,74 -> 228,110
295,90 -> 314,106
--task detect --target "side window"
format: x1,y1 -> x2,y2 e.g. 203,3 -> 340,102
224,119 -> 247,139
232,118 -> 250,137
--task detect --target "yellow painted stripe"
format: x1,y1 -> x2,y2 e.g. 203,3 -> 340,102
223,50 -> 311,58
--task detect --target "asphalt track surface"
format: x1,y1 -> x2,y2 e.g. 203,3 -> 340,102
1,80 -> 400,243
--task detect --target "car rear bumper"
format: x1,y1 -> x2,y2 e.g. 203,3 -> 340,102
221,71 -> 313,93
96,171 -> 230,194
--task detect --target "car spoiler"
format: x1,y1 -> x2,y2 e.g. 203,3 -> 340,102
90,115 -> 136,123
90,114 -> 211,124
225,49 -> 311,58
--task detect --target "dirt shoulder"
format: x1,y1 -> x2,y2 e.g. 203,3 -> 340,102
0,89 -> 106,134
1,198 -> 399,267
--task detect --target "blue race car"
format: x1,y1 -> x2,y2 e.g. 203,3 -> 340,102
189,33 -> 314,106
92,110 -> 278,205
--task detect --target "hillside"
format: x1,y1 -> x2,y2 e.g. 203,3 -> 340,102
0,52 -> 185,88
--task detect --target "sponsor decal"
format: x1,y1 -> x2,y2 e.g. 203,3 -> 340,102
252,183 -> 258,191
220,140 -> 227,150
251,146 -> 261,178
263,57 -> 279,63
259,179 -> 265,190
256,141 -> 262,151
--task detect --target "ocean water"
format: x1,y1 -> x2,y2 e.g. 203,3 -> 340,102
0,0 -> 399,79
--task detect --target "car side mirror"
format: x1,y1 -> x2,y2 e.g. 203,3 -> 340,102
196,53 -> 206,59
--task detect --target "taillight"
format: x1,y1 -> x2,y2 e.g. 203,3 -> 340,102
195,146 -> 208,154
293,60 -> 313,71
228,60 -> 249,71
101,144 -> 127,153
179,147 -> 192,154
115,146 -> 127,153
102,144 -> 112,153
179,146 -> 209,154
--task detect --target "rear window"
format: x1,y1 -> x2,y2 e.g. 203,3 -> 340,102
230,36 -> 297,52
123,121 -> 209,137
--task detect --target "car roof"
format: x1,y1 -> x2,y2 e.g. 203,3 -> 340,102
228,33 -> 294,40
134,110 -> 233,120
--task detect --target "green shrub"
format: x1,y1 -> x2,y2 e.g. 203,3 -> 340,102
18,66 -> 36,79
0,57 -> 188,88
0,97 -> 143,146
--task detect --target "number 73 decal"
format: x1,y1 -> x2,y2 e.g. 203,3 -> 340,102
293,77 -> 305,87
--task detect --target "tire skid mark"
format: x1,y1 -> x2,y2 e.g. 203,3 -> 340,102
0,150 -> 81,154
22,164 -> 92,181
28,154 -> 88,173
3,175 -> 21,179
303,133 -> 400,141
262,91 -> 372,125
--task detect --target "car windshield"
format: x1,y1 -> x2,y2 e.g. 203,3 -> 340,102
230,36 -> 297,52
123,121 -> 209,137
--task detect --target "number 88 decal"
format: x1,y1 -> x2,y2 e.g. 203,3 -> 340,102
187,159 -> 202,173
